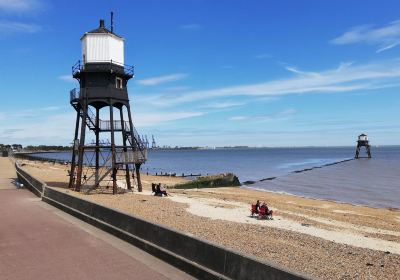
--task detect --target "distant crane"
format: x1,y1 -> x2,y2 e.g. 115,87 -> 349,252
151,135 -> 157,149
143,135 -> 149,149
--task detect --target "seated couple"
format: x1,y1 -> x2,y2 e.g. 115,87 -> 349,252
152,183 -> 168,196
254,200 -> 273,218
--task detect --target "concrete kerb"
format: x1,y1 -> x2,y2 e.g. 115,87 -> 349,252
15,163 -> 311,280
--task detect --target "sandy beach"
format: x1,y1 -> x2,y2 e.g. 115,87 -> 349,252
18,159 -> 400,279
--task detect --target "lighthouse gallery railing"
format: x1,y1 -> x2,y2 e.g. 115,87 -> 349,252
72,60 -> 134,77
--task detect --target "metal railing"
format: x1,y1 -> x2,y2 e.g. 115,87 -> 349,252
116,150 -> 148,164
72,61 -> 82,76
98,120 -> 129,131
70,88 -> 80,102
72,60 -> 134,77
69,99 -> 147,162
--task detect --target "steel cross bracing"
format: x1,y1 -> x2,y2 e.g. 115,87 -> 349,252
70,92 -> 147,162
69,92 -> 147,194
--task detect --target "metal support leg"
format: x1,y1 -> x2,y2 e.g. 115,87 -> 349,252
95,107 -> 100,186
135,163 -> 142,192
69,108 -> 81,189
355,145 -> 360,159
366,145 -> 372,158
120,107 -> 132,190
109,101 -> 117,195
126,103 -> 143,191
75,103 -> 88,192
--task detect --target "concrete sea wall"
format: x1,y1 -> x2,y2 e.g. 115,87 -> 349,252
15,163 -> 310,280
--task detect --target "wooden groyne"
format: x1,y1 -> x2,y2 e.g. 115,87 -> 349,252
243,158 -> 354,185
291,158 -> 354,174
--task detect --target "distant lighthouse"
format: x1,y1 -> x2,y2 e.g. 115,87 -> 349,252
68,17 -> 147,194
355,134 -> 371,159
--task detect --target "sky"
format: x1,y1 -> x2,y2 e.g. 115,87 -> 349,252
0,0 -> 400,147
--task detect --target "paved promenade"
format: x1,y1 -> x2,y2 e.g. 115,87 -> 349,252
0,157 -> 192,280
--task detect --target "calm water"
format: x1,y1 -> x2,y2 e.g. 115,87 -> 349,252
29,146 -> 400,208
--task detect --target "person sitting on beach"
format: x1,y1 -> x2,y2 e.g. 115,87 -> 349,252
260,202 -> 266,211
255,200 -> 260,214
151,183 -> 157,194
264,203 -> 274,219
155,183 -> 162,196
257,202 -> 266,218
160,184 -> 168,196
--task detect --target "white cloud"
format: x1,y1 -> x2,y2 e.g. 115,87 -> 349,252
134,111 -> 203,127
41,106 -> 60,111
279,108 -> 297,115
136,73 -> 188,86
203,101 -> 245,109
0,111 -> 75,145
336,61 -> 354,72
165,86 -> 191,92
11,106 -> 62,118
331,20 -> 400,53
285,66 -> 319,77
137,59 -> 400,107
257,108 -> 297,122
376,42 -> 399,53
229,116 -> 247,121
0,0 -> 41,13
0,20 -> 40,34
179,24 -> 203,31
229,109 -> 297,123
0,104 -> 203,144
2,128 -> 24,135
58,75 -> 75,82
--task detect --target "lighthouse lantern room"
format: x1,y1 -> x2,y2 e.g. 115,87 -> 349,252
81,19 -> 124,65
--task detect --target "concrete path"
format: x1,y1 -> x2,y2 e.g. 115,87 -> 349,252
0,157 -> 17,190
0,157 -> 193,280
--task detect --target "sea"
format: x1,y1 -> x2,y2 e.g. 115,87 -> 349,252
28,146 -> 400,209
